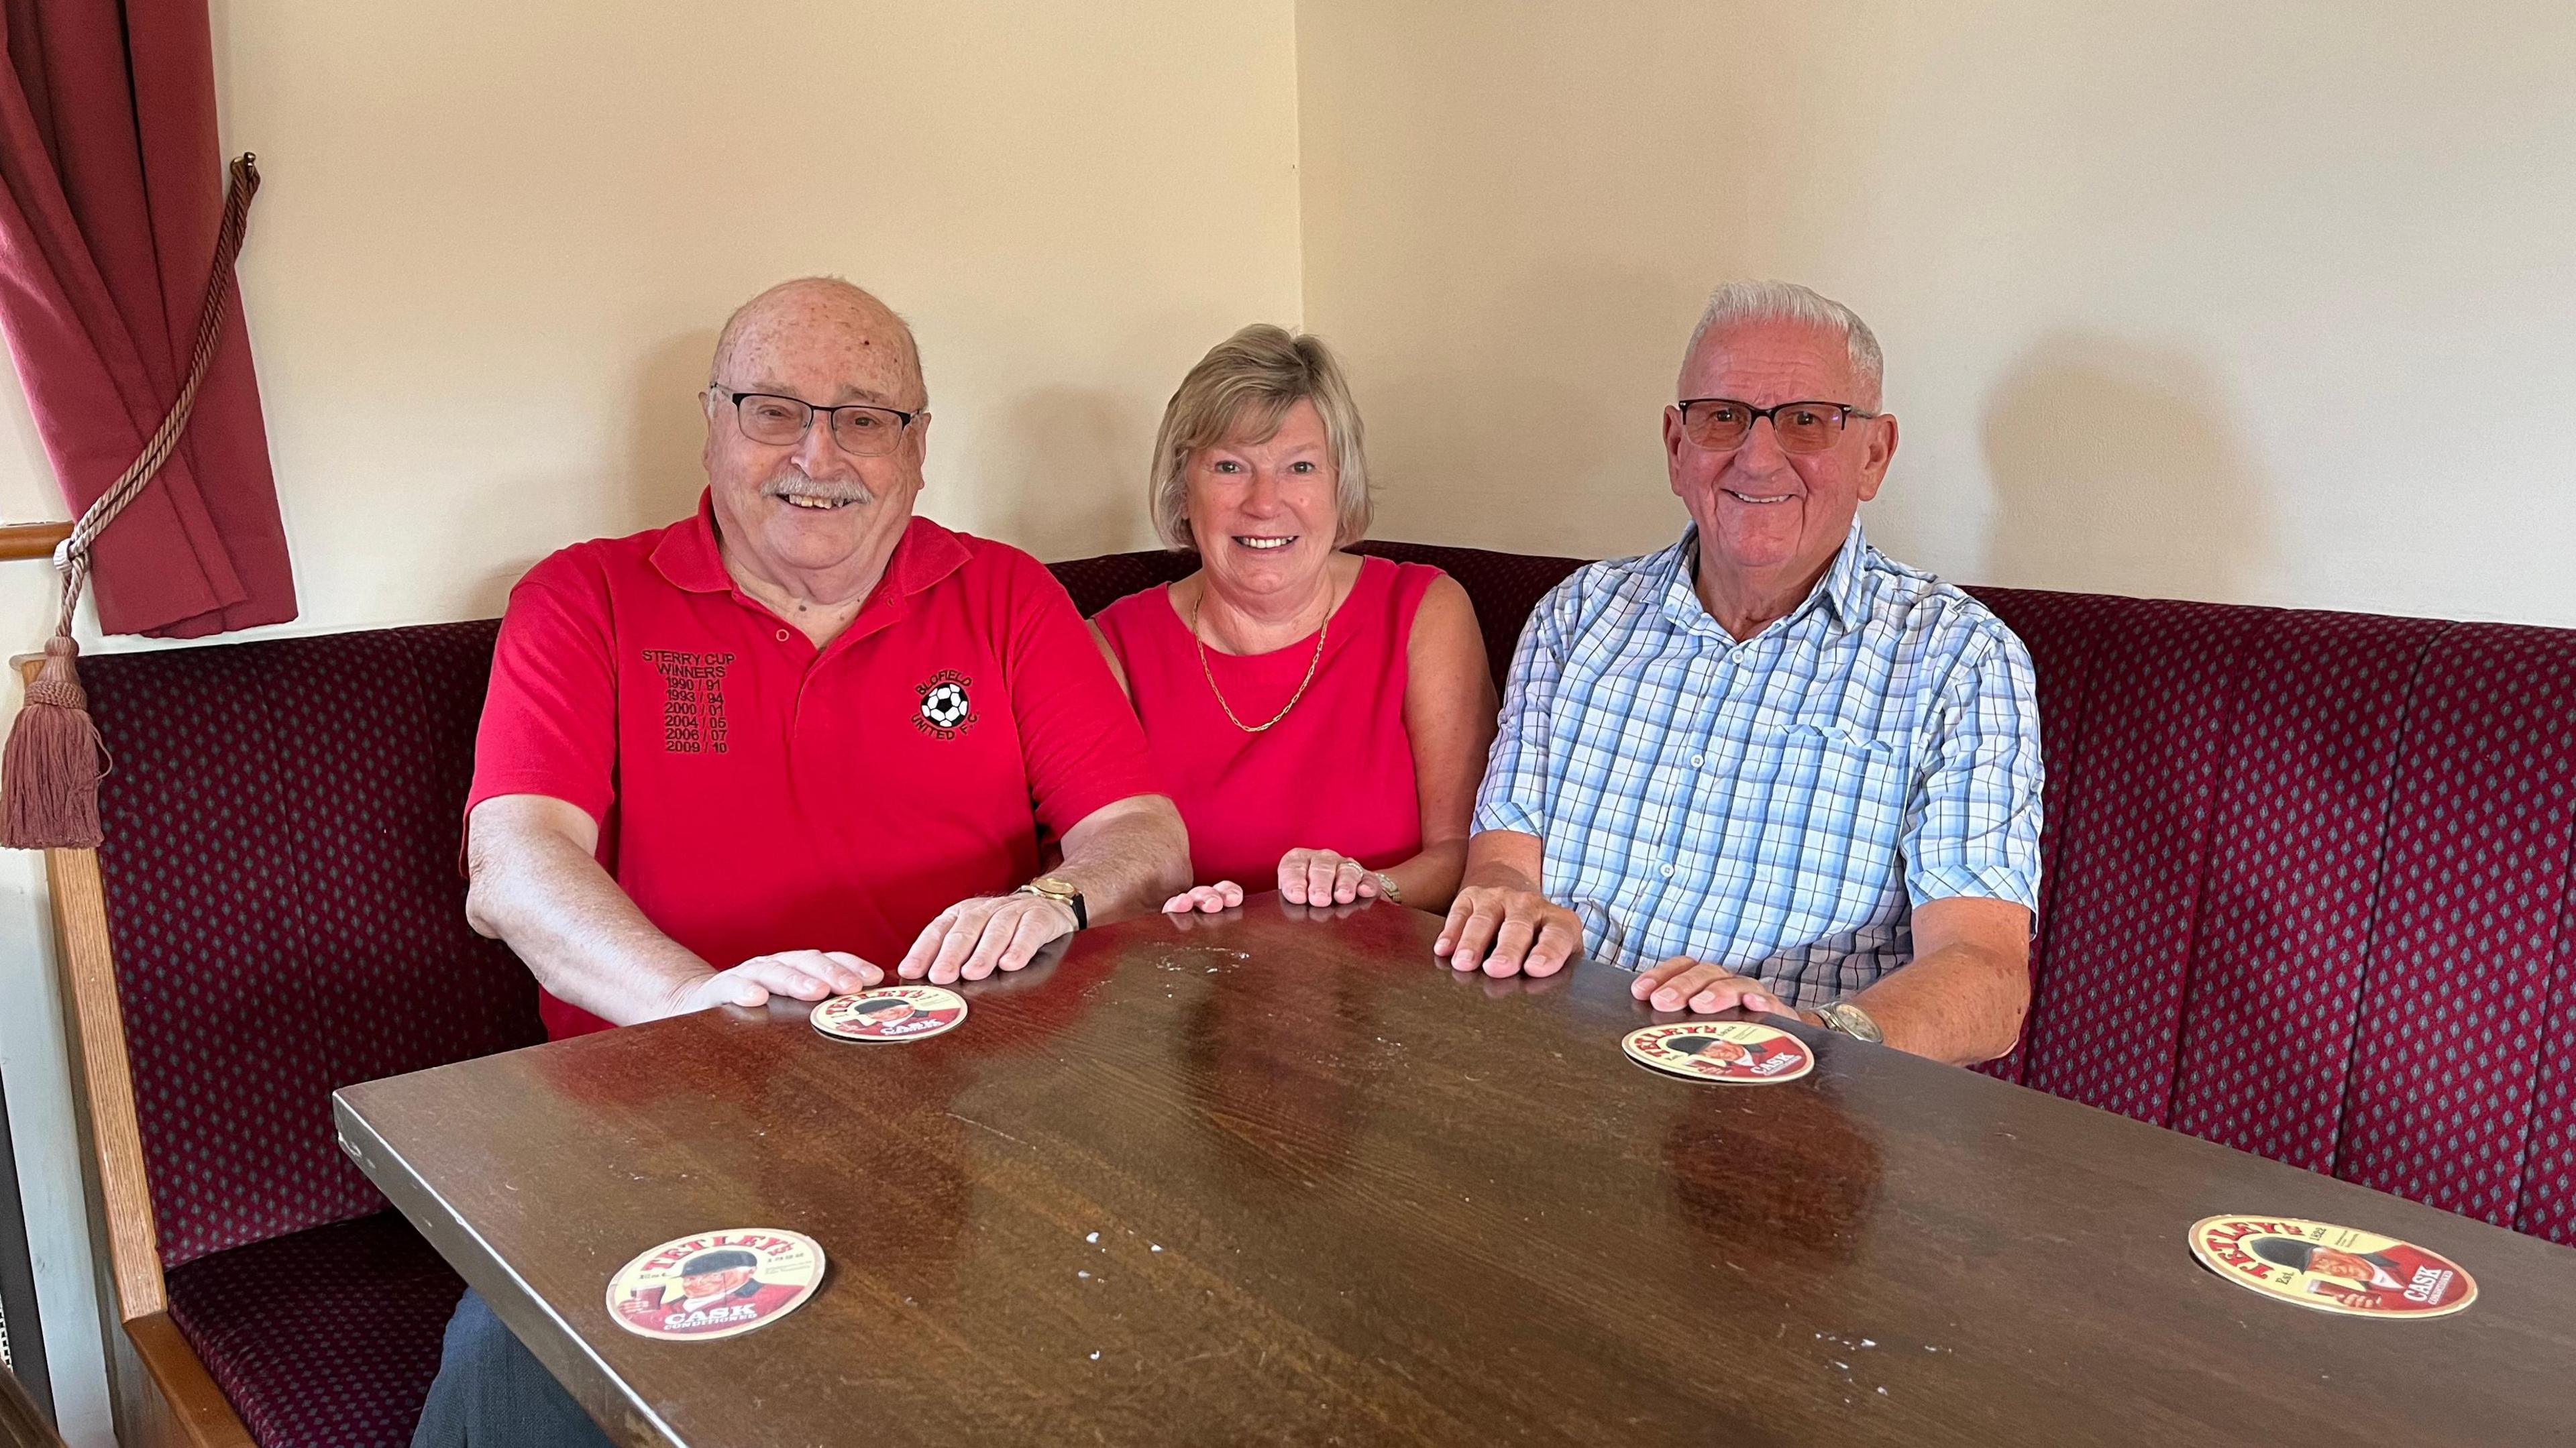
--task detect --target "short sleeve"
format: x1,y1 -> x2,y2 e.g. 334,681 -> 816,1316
467,551 -> 619,830
1902,622 -> 2045,912
998,550 -> 1160,836
1472,578 -> 1574,838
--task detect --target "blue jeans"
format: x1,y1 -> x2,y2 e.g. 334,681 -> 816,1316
412,1288 -> 616,1447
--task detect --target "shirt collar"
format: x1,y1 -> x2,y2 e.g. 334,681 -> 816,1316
1662,517 -> 1872,638
1813,516 -> 1873,632
648,491 -> 733,593
649,489 -> 971,603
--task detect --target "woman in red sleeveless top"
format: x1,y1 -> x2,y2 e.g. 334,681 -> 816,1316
1091,325 -> 1495,913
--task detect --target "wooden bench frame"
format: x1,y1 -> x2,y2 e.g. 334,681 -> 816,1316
44,844 -> 252,1447
20,600 -> 256,1448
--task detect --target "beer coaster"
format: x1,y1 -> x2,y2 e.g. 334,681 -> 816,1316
810,985 -> 968,1042
1622,1021 -> 1815,1084
2187,1215 -> 2475,1319
606,1228 -> 824,1340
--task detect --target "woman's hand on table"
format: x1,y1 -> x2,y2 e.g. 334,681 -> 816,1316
1163,880 -> 1247,915
1161,846 -> 1393,911
1278,847 -> 1382,906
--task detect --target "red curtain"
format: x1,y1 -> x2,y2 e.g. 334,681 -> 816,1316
0,0 -> 292,638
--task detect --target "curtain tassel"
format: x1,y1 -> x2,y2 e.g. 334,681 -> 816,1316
0,638 -> 102,848
0,153 -> 258,850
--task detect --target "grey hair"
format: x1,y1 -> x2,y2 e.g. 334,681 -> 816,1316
1679,280 -> 1884,406
1150,324 -> 1373,552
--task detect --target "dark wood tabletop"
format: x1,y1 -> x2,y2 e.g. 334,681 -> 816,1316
335,897 -> 2576,1447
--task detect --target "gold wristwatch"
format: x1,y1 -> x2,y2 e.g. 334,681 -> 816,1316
1814,999 -> 1884,1044
1014,875 -> 1086,930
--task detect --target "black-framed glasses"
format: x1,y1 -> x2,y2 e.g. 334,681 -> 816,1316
712,387 -> 921,456
1674,398 -> 1878,454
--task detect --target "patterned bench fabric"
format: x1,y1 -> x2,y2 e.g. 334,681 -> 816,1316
1954,588 -> 2123,1089
2336,624 -> 2576,1231
162,1211 -> 464,1448
1048,547 -> 1195,618
2164,608 -> 2447,1173
83,621 -> 544,1268
2515,880 -> 2576,1243
1969,592 -> 2576,1244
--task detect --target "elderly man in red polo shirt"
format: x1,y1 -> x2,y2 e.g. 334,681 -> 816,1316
411,276 -> 1188,1448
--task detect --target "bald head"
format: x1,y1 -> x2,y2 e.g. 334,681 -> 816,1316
710,277 -> 926,409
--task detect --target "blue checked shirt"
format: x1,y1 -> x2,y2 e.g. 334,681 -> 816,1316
1473,520 -> 2043,1007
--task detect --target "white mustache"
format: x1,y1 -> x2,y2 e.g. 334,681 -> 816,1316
761,468 -> 873,506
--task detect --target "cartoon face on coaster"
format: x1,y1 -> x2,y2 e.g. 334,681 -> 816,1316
811,986 -> 968,1042
606,1228 -> 824,1341
1623,1021 -> 1815,1084
2188,1215 -> 2475,1319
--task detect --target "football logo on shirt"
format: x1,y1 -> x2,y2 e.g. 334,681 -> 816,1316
914,669 -> 977,739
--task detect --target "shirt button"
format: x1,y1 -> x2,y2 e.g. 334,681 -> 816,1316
1690,753 -> 1705,767
775,629 -> 790,643
1660,864 -> 1675,879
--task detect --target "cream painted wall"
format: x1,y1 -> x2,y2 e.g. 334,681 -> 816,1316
1297,0 -> 2576,627
0,3 -> 1301,1440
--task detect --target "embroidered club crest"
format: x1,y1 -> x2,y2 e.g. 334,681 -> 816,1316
914,669 -> 976,738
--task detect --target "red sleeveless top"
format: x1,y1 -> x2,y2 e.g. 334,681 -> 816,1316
1095,555 -> 1442,887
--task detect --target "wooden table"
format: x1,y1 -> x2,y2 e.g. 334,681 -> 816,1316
335,898 -> 2576,1447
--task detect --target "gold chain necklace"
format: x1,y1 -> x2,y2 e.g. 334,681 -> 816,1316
1191,584 -> 1332,734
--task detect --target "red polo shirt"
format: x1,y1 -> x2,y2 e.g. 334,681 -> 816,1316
468,494 -> 1156,1039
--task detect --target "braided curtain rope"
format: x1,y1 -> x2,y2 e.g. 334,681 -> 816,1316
40,153 -> 262,648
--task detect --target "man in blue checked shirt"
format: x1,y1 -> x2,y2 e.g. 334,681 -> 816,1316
1432,281 -> 2043,1066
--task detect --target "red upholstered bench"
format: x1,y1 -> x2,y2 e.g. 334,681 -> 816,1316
44,541 -> 2575,1447
52,623 -> 541,1448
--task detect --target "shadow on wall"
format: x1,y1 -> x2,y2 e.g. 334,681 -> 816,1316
1353,254 -> 1698,557
977,385 -> 1155,560
626,327 -> 724,534
1980,334 -> 2273,603
447,328 -> 720,620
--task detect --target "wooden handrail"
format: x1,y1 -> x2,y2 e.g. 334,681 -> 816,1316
0,521 -> 72,563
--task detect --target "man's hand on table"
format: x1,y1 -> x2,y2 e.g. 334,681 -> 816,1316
1435,885 -> 1582,977
1437,829 -> 1581,977
671,950 -> 881,1015
1631,956 -> 1822,1025
898,893 -> 1081,984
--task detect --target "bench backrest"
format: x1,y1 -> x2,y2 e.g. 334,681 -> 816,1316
84,622 -> 540,1268
1972,588 -> 2576,1245
75,543 -> 2575,1266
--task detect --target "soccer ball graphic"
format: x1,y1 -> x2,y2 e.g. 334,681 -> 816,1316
920,681 -> 971,730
